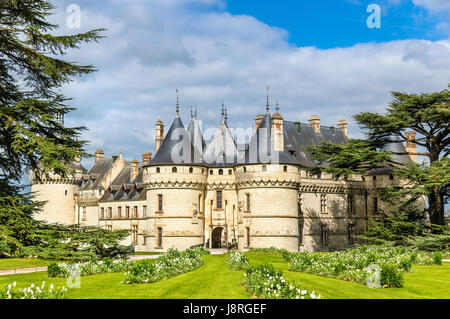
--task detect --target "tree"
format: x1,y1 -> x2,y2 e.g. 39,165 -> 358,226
0,0 -> 131,259
308,86 -> 450,225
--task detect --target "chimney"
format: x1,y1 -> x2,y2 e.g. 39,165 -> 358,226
155,120 -> 164,154
131,159 -> 139,181
309,115 -> 320,133
271,104 -> 284,152
405,131 -> 417,163
337,119 -> 348,137
95,149 -> 104,163
255,114 -> 264,130
142,152 -> 152,164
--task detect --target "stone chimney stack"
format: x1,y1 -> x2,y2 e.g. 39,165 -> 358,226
95,149 -> 104,163
255,114 -> 264,130
271,102 -> 284,152
155,120 -> 164,154
142,152 -> 152,164
405,131 -> 417,163
337,119 -> 348,137
131,159 -> 139,181
309,115 -> 320,133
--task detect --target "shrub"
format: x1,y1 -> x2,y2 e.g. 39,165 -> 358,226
380,264 -> 404,288
47,258 -> 134,278
47,262 -> 68,278
243,264 -> 320,299
0,282 -> 67,299
433,251 -> 442,265
226,251 -> 249,270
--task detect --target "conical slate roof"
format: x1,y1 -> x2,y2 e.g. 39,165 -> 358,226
187,115 -> 205,156
367,134 -> 412,175
246,112 -> 273,164
203,116 -> 239,167
149,115 -> 202,166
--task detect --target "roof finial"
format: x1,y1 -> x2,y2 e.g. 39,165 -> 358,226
224,104 -> 228,124
221,100 -> 225,122
266,85 -> 270,113
275,100 -> 279,113
190,105 -> 193,118
194,105 -> 197,118
176,89 -> 180,117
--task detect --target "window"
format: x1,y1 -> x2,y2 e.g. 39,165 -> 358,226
133,206 -> 138,218
219,169 -> 223,175
348,224 -> 356,244
198,194 -> 202,212
373,197 -> 378,214
228,169 -> 232,175
172,167 -> 177,173
143,205 -> 147,217
82,207 -> 86,221
216,191 -> 223,209
189,167 -> 193,173
157,227 -> 163,247
156,167 -> 160,173
100,207 -> 105,219
316,172 -> 322,179
158,194 -> 163,212
65,190 -> 68,196
126,206 -> 130,219
132,225 -> 138,244
108,207 -> 112,219
283,165 -> 287,172
246,193 -> 251,211
320,224 -> 329,245
389,174 -> 394,180
246,227 -> 250,247
143,236 -> 147,245
118,207 -> 122,219
347,194 -> 354,216
299,223 -> 303,245
210,170 -> 213,175
320,194 -> 327,214
262,165 -> 267,172
243,167 -> 247,172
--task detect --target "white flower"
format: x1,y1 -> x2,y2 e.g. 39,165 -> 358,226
13,282 -> 16,287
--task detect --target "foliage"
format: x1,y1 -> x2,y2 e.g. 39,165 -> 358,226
285,246 -> 440,288
47,257 -> 135,278
0,281 -> 67,299
380,264 -> 404,288
226,250 -> 249,270
308,86 -> 450,225
248,247 -> 288,254
243,263 -> 321,299
122,248 -> 208,284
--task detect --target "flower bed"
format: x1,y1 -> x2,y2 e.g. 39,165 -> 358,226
0,282 -> 67,299
243,263 -> 321,299
122,247 -> 209,284
285,246 -> 441,288
47,257 -> 134,278
226,250 -> 249,270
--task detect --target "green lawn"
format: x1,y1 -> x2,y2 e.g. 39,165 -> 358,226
0,253 -> 449,299
0,258 -> 52,270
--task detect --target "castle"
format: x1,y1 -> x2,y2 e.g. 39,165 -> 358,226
29,96 -> 419,252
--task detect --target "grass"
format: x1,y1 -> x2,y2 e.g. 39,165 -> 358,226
0,258 -> 53,270
0,253 -> 449,299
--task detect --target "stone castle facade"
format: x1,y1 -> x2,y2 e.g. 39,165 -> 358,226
29,98 -> 419,252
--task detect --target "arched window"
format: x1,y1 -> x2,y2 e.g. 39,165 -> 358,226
243,167 -> 247,173
189,167 -> 193,174
219,169 -> 223,175
172,167 -> 177,173
389,174 -> 394,180
156,167 -> 160,173
228,169 -> 232,175
283,165 -> 287,172
262,165 -> 267,172
210,170 -> 214,175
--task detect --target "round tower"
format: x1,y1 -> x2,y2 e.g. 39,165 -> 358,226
29,162 -> 85,225
235,163 -> 301,251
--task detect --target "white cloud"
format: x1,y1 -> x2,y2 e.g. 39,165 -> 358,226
413,0 -> 450,12
47,0 -> 450,168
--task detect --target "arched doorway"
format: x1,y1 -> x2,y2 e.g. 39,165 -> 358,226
211,227 -> 224,248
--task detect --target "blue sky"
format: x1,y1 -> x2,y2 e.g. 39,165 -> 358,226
40,0 -> 449,169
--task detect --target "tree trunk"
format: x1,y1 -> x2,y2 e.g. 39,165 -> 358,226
428,186 -> 445,225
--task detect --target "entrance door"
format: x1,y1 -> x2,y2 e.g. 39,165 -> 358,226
211,227 -> 224,248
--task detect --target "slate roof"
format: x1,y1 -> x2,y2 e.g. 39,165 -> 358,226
367,134 -> 412,175
187,115 -> 206,155
148,115 -> 202,166
80,157 -> 115,190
